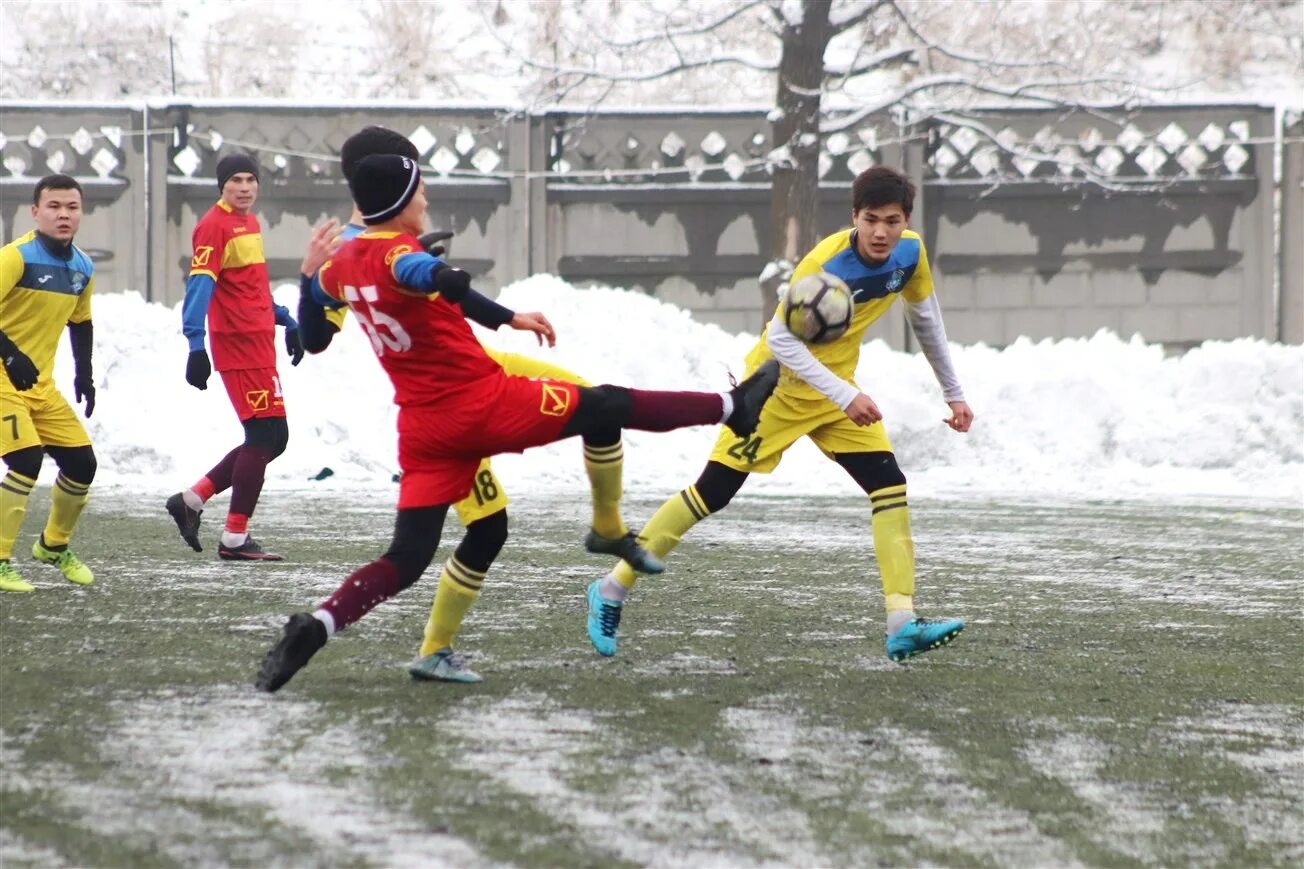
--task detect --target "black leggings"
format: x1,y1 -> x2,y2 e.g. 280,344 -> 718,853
3,444 -> 97,485
689,451 -> 905,516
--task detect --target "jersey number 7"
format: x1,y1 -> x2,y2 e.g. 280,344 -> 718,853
343,284 -> 413,355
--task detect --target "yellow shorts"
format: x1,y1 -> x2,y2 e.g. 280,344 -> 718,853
0,381 -> 91,456
452,349 -> 592,525
708,386 -> 892,474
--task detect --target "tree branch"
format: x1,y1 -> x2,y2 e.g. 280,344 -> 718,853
829,0 -> 889,35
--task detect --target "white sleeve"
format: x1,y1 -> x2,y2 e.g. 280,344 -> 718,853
905,292 -> 965,403
765,314 -> 861,410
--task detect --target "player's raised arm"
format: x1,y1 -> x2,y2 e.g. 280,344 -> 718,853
297,219 -> 345,354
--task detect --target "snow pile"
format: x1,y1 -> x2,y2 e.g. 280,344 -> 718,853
45,277 -> 1304,505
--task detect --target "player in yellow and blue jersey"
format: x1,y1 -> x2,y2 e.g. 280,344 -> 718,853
0,175 -> 99,592
293,126 -> 664,683
586,166 -> 975,662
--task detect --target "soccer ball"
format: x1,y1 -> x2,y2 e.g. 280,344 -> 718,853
780,272 -> 854,344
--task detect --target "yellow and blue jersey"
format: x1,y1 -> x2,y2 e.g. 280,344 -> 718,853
747,228 -> 933,402
0,230 -> 94,389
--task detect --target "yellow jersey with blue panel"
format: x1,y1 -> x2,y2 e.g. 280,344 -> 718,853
0,231 -> 95,453
708,228 -> 933,473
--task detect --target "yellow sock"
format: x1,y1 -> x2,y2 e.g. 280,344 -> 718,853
869,484 -> 915,614
584,440 -> 626,539
612,485 -> 711,590
42,473 -> 91,548
420,556 -> 486,657
0,469 -> 36,560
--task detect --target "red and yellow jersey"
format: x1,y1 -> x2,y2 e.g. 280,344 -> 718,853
0,230 -> 95,390
318,231 -> 501,408
189,200 -> 273,370
746,228 -> 934,401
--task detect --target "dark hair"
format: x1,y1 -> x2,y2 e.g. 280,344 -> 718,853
340,126 -> 419,181
33,174 -> 83,205
851,166 -> 914,217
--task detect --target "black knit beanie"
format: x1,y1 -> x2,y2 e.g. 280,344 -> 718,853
340,126 -> 419,181
216,153 -> 259,190
349,154 -> 421,225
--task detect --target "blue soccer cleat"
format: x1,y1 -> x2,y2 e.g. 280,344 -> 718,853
586,579 -> 623,657
886,616 -> 965,662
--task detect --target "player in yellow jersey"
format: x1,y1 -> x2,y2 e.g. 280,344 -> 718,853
0,175 -> 98,592
295,126 -> 663,682
586,166 -> 975,662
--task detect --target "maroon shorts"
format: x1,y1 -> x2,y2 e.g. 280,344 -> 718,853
396,376 -> 581,508
219,367 -> 286,421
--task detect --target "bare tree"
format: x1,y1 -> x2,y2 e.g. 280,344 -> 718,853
486,0 -> 1301,320
0,0 -> 172,98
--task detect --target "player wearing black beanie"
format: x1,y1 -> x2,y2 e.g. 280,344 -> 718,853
348,154 -> 422,225
216,153 -> 259,191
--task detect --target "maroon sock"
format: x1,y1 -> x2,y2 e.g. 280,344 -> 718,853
229,446 -> 273,518
203,446 -> 243,496
317,558 -> 402,632
625,389 -> 724,432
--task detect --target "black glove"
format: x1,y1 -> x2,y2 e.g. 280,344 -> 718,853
74,372 -> 96,417
433,266 -> 471,303
186,349 -> 211,390
418,229 -> 454,258
67,320 -> 95,416
285,328 -> 304,366
0,331 -> 38,391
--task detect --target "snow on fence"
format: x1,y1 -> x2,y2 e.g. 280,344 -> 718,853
0,100 -> 1297,347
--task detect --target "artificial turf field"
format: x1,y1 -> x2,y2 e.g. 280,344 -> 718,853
2,487 -> 1301,867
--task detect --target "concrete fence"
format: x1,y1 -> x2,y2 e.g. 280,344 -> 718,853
0,100 -> 1297,348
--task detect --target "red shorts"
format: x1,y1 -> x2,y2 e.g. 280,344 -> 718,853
396,376 -> 580,508
219,367 -> 286,421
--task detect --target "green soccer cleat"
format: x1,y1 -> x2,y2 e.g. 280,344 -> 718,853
0,560 -> 34,593
586,579 -> 623,657
409,647 -> 483,683
31,539 -> 94,586
584,529 -> 665,575
885,617 -> 965,662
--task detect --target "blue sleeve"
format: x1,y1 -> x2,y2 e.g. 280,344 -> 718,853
274,303 -> 297,330
181,273 -> 216,352
391,250 -> 445,293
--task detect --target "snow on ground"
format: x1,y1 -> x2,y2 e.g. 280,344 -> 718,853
46,276 -> 1304,505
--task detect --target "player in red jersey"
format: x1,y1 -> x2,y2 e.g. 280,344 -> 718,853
255,153 -> 780,692
165,153 -> 305,561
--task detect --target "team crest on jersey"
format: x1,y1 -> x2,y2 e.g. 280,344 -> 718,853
886,269 -> 906,291
191,246 -> 215,268
70,271 -> 87,291
540,383 -> 571,417
384,245 -> 413,267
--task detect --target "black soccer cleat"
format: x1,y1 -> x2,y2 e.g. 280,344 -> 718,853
724,359 -> 780,437
218,536 -> 284,562
256,612 -> 327,693
165,492 -> 204,552
584,529 -> 666,575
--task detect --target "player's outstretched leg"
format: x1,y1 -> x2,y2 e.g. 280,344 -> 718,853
257,505 -> 446,692
886,617 -> 965,662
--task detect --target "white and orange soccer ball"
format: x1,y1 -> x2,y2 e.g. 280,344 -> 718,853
780,272 -> 854,344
